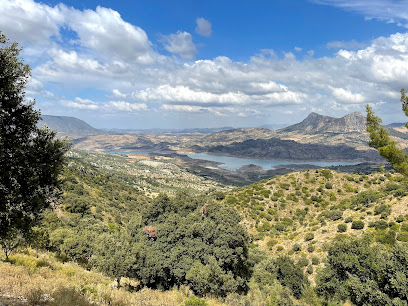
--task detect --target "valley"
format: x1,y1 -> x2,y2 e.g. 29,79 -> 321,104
3,4 -> 408,305
66,111 -> 398,186
3,110 -> 408,305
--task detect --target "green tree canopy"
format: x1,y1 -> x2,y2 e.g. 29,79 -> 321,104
316,235 -> 408,305
131,192 -> 251,296
0,31 -> 69,239
366,89 -> 408,175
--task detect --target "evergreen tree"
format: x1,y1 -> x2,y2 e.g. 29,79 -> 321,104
0,31 -> 69,240
366,89 -> 408,175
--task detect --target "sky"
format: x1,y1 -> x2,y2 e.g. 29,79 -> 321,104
1,0 -> 408,129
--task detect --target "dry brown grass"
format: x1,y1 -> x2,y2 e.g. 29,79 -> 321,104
0,251 -> 223,306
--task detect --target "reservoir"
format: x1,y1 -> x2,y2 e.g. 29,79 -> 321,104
106,150 -> 360,171
185,153 -> 360,171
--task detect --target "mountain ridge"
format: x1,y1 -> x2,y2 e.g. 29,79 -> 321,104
39,115 -> 104,139
278,111 -> 366,134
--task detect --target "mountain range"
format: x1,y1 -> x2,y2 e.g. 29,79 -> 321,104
41,111 -> 408,163
188,111 -> 408,162
39,115 -> 104,139
278,112 -> 366,134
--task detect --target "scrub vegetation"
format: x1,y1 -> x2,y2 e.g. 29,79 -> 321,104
2,30 -> 408,306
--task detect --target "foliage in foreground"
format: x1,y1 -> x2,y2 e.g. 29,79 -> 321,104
316,235 -> 408,305
366,89 -> 408,176
38,188 -> 252,297
0,31 -> 68,245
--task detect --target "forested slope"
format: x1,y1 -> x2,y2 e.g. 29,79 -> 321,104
2,160 -> 408,305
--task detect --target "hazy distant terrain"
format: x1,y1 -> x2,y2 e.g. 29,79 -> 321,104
45,111 -> 408,167
188,112 -> 408,162
39,115 -> 104,139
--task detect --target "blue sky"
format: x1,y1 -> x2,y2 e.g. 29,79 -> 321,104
1,0 -> 408,128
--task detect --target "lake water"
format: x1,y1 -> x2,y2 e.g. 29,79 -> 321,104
185,153 -> 359,171
106,150 -> 360,171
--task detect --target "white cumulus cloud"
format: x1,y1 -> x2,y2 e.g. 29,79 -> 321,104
161,31 -> 197,60
331,87 -> 366,103
104,101 -> 147,112
195,17 -> 212,37
62,5 -> 155,63
0,0 -> 63,45
3,0 -> 408,125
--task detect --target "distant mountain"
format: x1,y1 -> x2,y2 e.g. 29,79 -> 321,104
387,123 -> 405,128
192,128 -> 276,147
194,138 -> 383,162
104,127 -> 234,135
257,123 -> 289,130
187,111 -> 400,162
39,115 -> 104,139
279,112 -> 366,134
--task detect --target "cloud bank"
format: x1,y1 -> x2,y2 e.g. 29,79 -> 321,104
1,0 -> 408,127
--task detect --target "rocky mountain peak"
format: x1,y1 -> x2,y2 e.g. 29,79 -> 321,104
279,111 -> 366,134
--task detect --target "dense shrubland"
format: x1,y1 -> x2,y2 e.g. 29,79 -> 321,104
3,159 -> 408,305
2,161 -> 251,301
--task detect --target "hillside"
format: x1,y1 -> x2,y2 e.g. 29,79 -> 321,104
201,137 -> 383,161
187,112 -> 371,149
39,115 -> 104,139
278,112 -> 366,134
71,112 -> 408,163
66,150 -> 226,194
222,168 -> 408,281
2,156 -> 408,305
0,251 -> 220,306
191,128 -> 276,147
276,112 -> 408,149
272,111 -> 371,148
186,112 -> 408,162
2,161 -> 408,305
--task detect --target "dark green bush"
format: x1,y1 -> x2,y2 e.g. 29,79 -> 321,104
337,224 -> 347,233
368,220 -> 388,230
292,244 -> 301,252
276,245 -> 284,252
385,183 -> 401,192
252,256 -> 309,299
374,204 -> 391,216
352,191 -> 380,208
311,256 -> 320,265
397,232 -> 408,242
376,230 -> 396,245
267,239 -> 278,250
297,257 -> 309,267
401,223 -> 408,232
316,236 -> 408,305
351,220 -> 364,230
275,223 -> 286,232
320,169 -> 333,179
324,210 -> 343,221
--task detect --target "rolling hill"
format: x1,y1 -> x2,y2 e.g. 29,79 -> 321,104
39,115 -> 104,139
